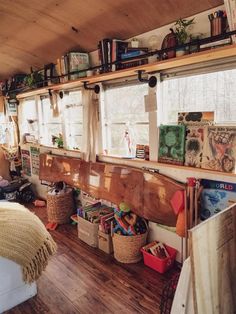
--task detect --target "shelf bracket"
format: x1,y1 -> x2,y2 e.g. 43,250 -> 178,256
137,70 -> 157,88
83,81 -> 100,94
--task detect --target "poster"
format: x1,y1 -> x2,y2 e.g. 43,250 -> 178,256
201,179 -> 236,219
158,125 -> 186,165
21,149 -> 31,176
202,126 -> 236,173
30,146 -> 40,175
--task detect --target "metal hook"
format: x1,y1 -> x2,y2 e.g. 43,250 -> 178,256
137,70 -> 157,88
83,81 -> 100,94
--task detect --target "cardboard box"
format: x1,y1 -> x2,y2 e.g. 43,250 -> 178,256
98,230 -> 113,254
77,216 -> 99,247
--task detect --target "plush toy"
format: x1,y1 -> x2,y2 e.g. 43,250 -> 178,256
113,202 -> 136,235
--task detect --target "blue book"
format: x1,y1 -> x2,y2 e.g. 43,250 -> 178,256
121,50 -> 145,60
201,179 -> 236,220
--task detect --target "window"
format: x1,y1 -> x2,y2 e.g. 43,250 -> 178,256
161,68 -> 236,124
19,90 -> 83,150
0,114 -> 15,145
19,98 -> 39,142
103,83 -> 149,157
39,96 -> 63,147
63,90 -> 83,150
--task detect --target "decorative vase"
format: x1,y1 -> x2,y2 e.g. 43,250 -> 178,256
131,39 -> 139,48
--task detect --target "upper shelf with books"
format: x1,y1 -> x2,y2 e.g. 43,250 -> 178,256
17,43 -> 236,100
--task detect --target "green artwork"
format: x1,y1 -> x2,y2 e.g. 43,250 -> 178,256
158,125 -> 186,165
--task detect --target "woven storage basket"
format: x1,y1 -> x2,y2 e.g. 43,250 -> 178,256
47,188 -> 75,224
112,231 -> 148,263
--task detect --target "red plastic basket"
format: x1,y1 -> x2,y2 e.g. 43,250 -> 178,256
141,244 -> 177,274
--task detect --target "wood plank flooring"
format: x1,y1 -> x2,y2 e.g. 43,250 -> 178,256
5,206 -> 179,314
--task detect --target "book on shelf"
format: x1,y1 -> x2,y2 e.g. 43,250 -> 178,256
68,52 -> 89,80
98,38 -> 149,72
120,48 -> 149,60
56,52 -> 89,83
115,57 -> 148,70
200,37 -> 231,50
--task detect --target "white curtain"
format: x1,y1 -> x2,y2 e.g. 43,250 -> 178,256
81,87 -> 100,162
224,0 -> 236,43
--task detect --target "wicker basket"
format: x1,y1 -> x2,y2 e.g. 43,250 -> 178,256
112,231 -> 148,263
47,188 -> 75,224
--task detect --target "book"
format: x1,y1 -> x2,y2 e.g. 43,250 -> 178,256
202,126 -> 236,173
158,125 -> 186,165
115,58 -> 148,70
200,38 -> 231,50
121,50 -> 146,60
178,111 -> 214,126
149,242 -> 170,259
184,125 -> 206,168
200,179 -> 236,219
68,52 -> 89,80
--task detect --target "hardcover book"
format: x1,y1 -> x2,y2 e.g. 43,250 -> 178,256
158,125 -> 186,165
68,52 -> 89,80
200,179 -> 236,219
202,126 -> 236,173
178,111 -> 214,125
184,126 -> 206,168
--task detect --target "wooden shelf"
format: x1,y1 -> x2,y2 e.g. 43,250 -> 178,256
17,44 -> 236,99
98,154 -> 236,178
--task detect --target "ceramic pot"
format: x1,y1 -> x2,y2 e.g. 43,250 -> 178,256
176,48 -> 186,57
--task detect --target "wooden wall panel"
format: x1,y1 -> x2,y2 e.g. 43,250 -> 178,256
189,204 -> 236,314
39,153 -> 185,226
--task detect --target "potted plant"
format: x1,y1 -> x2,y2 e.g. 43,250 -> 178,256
24,67 -> 44,89
173,18 -> 195,56
52,134 -> 64,148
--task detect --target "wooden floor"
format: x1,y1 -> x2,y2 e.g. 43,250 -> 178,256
5,206 -> 179,314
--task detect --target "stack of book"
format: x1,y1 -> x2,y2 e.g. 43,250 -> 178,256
200,37 -> 231,51
77,202 -> 114,224
142,241 -> 170,259
56,52 -> 90,82
98,38 -> 149,72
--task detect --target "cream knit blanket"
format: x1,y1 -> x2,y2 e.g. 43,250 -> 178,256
0,202 -> 57,283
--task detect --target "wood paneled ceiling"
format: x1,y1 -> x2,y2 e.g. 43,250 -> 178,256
0,0 -> 223,79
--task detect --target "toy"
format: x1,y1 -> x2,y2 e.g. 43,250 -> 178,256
113,202 -> 147,236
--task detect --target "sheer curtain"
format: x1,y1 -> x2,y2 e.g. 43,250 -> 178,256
81,88 -> 100,162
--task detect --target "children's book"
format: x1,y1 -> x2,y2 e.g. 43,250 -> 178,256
158,125 -> 186,165
184,126 -> 206,168
149,242 -> 170,259
200,179 -> 236,219
201,126 -> 236,173
178,111 -> 214,125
